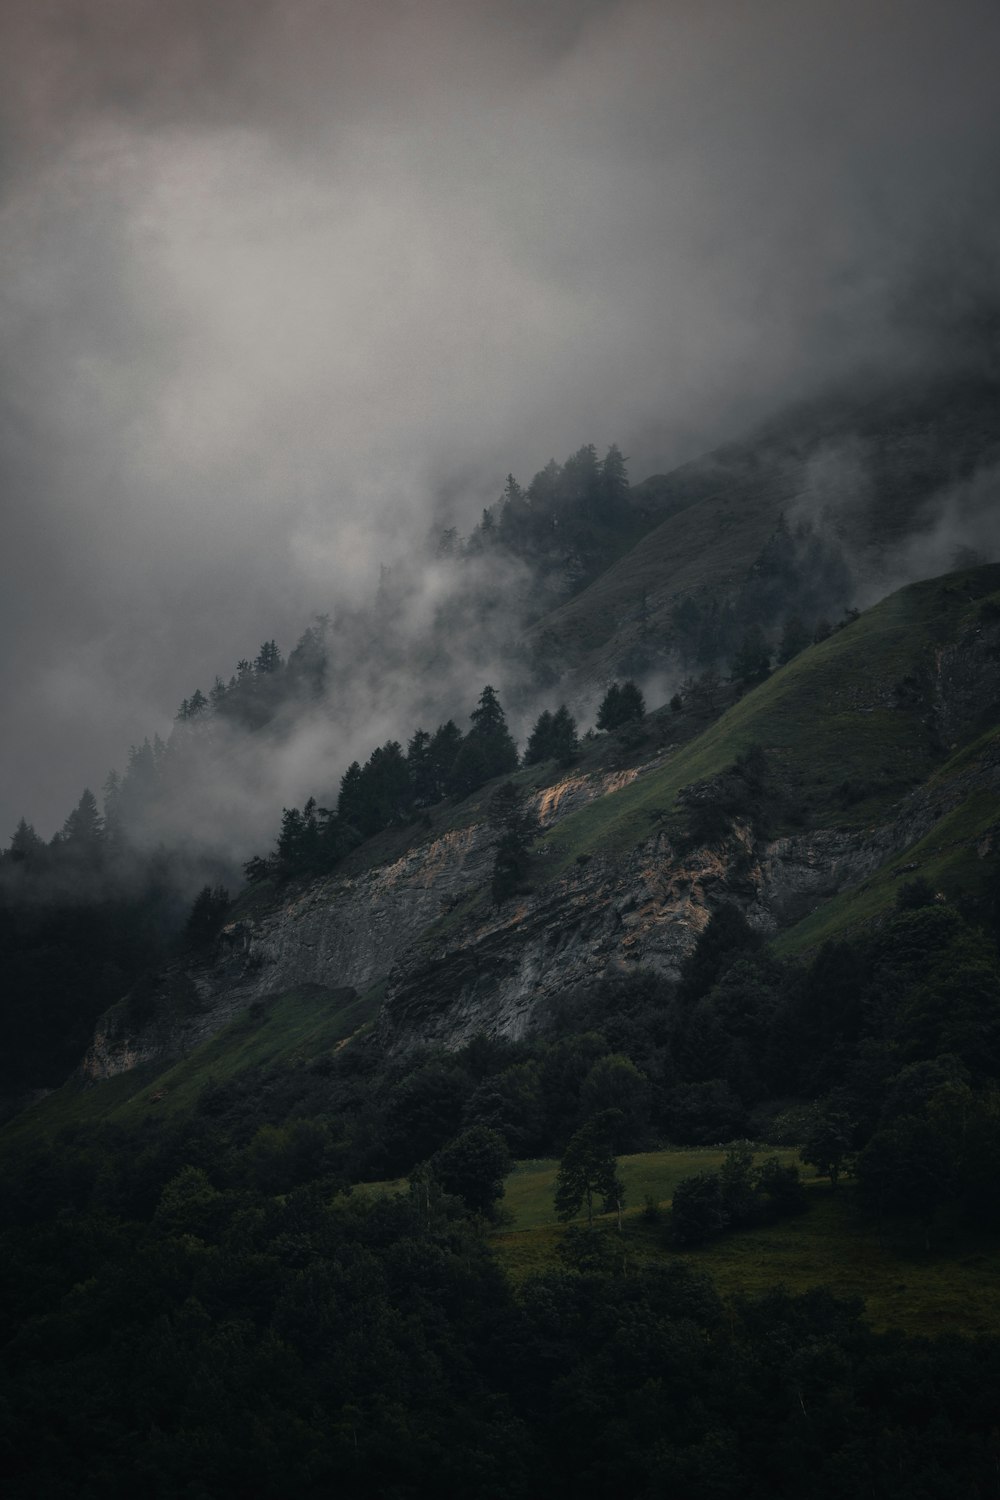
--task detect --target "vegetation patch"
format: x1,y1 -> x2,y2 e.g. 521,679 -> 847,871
495,1163 -> 1000,1337
1,983 -> 380,1151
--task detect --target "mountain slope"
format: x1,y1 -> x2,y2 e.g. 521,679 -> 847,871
24,562 -> 995,1103
529,370 -> 1000,685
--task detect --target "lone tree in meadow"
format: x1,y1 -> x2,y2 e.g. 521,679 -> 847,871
801,1109 -> 856,1190
554,1111 -> 626,1229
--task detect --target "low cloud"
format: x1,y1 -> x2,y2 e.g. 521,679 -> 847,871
2,0 -> 999,838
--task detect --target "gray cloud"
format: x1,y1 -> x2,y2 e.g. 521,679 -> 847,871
2,0 -> 999,838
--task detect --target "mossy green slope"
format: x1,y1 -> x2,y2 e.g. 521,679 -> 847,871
537,566 -> 1000,882
530,371 -> 1000,671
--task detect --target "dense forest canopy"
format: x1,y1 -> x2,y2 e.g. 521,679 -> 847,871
4,876 -> 1000,1495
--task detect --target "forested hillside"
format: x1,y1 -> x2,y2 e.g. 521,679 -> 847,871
4,557 -> 1000,1494
5,364 -> 999,1116
5,0 -> 1000,1491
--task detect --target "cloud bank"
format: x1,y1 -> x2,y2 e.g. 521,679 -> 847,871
2,0 -> 999,837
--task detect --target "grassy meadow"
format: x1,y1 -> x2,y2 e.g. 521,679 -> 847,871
492,1148 -> 1000,1338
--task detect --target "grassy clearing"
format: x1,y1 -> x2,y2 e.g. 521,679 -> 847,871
494,1151 -> 1000,1337
535,570 -> 1000,883
502,1147 -> 800,1230
676,1192 -> 1000,1337
1,982 -> 382,1152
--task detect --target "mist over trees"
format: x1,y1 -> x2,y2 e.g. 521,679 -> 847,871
0,424 -> 872,1113
0,416 -> 967,920
3,3 -> 1000,1488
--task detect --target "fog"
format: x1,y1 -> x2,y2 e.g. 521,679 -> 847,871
2,0 -> 999,842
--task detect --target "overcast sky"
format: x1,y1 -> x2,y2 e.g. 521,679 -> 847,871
2,0 -> 999,837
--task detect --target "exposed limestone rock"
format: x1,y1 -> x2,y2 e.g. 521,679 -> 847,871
377,736 -> 1000,1052
79,766 -> 642,1081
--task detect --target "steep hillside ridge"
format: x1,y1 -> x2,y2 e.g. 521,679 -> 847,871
80,765 -> 645,1082
78,566 -> 1000,1081
537,564 -> 1000,874
532,372 -> 1000,684
378,724 -> 1000,1051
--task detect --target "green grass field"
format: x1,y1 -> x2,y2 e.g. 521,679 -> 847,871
493,1149 -> 1000,1337
501,1147 -> 799,1229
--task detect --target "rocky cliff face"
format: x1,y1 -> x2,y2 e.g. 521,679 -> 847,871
81,767 -> 639,1079
376,758 -> 999,1052
81,717 -> 1000,1081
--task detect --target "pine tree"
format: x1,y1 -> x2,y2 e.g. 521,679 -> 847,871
617,680 -> 645,724
528,458 -> 562,513
523,710 -> 554,766
300,796 -> 320,866
61,789 -> 103,850
429,721 -> 464,800
7,818 -> 44,868
407,729 -> 435,805
468,507 -> 497,553
731,625 -> 771,688
596,683 -> 622,731
287,616 -> 329,698
600,443 -> 629,518
101,771 -> 123,847
337,762 -> 365,832
597,680 -> 645,731
562,443 -> 602,518
435,526 -> 458,558
549,704 -> 580,766
497,473 -> 530,552
358,741 -> 412,834
276,806 -> 305,868
254,640 -> 283,675
450,686 -> 519,795
117,739 -> 158,832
